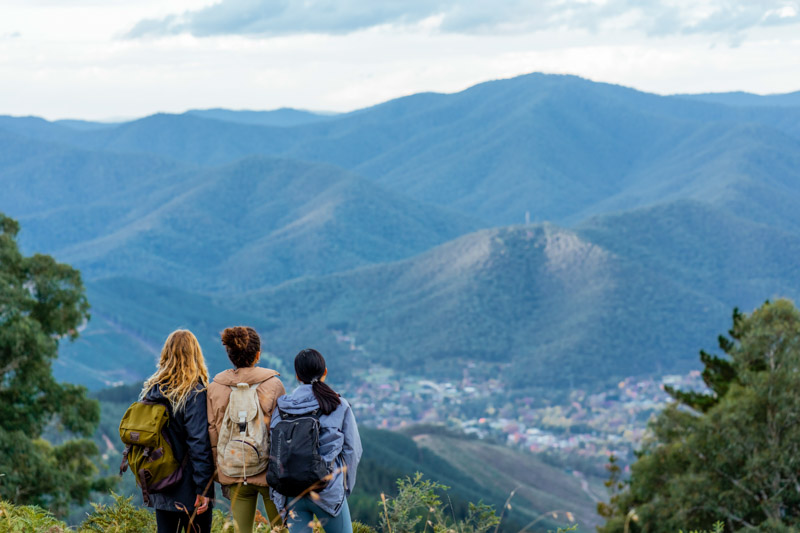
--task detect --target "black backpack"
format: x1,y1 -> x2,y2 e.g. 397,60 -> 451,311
267,409 -> 329,497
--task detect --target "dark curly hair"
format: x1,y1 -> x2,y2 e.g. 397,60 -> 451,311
221,326 -> 261,368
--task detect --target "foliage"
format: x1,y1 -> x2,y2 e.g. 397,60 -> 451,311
2,497 -> 251,532
78,493 -> 155,532
0,213 -> 111,515
211,509 -> 234,533
0,499 -> 69,532
378,473 -> 500,533
678,522 -> 724,533
353,521 -> 378,533
599,300 -> 800,531
209,508 -> 277,532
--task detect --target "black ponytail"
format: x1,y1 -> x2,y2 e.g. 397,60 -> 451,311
294,348 -> 341,415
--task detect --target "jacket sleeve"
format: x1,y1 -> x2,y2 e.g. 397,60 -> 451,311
185,389 -> 216,495
257,377 -> 286,429
340,400 -> 362,496
206,383 -> 220,451
270,405 -> 282,429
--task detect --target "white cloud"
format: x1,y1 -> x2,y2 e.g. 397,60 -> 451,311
1,1 -> 799,119
124,0 -> 800,41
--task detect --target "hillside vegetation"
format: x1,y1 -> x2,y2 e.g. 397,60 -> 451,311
233,224 -> 727,389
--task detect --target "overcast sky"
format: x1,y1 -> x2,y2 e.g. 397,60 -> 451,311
2,0 -> 799,120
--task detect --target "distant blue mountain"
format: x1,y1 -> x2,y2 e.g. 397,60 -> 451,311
4,74 -> 800,227
3,72 -> 800,390
186,107 -> 336,127
675,90 -> 800,108
55,119 -> 121,131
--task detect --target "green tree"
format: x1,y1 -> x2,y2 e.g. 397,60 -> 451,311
598,300 -> 800,531
0,213 -> 109,514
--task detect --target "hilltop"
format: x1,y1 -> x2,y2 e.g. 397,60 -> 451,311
232,223 -> 726,389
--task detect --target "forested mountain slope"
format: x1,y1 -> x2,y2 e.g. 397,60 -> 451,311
2,72 -> 799,392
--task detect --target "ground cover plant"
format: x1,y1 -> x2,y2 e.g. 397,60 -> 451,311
0,476 -> 592,533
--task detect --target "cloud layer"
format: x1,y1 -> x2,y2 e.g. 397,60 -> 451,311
126,0 -> 800,39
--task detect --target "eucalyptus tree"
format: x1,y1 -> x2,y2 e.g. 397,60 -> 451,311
0,213 -> 109,514
599,300 -> 800,531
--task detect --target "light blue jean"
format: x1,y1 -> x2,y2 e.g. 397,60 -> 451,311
285,497 -> 352,533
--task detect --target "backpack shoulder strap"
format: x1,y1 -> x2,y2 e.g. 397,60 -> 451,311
278,408 -> 321,420
141,395 -> 173,413
229,374 -> 276,392
255,375 -> 276,386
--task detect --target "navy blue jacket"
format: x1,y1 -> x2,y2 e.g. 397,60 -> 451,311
143,383 -> 216,512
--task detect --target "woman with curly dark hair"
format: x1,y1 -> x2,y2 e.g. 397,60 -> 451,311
206,326 -> 285,533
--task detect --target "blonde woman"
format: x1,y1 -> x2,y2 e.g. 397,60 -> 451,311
141,330 -> 215,533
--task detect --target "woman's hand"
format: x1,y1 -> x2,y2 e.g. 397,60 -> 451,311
194,494 -> 210,514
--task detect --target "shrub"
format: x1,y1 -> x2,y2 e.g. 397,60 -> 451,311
211,508 -> 234,533
0,500 -> 68,532
679,522 -> 724,533
353,521 -> 378,533
378,473 -> 500,533
78,493 -> 155,532
210,508 -> 277,532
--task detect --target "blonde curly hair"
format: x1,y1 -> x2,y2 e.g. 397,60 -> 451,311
142,329 -> 209,411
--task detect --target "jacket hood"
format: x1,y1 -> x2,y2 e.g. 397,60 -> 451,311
212,367 -> 279,386
143,382 -> 206,406
276,384 -> 320,414
143,385 -> 165,402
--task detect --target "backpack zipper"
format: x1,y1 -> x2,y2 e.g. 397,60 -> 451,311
230,439 -> 261,458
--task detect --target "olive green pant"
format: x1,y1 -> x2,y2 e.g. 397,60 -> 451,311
227,484 -> 282,533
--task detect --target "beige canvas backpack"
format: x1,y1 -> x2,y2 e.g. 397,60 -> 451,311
216,379 -> 271,482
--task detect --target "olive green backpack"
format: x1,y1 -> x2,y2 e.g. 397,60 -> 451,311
119,400 -> 186,504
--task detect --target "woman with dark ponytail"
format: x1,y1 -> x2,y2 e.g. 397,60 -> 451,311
270,349 -> 362,533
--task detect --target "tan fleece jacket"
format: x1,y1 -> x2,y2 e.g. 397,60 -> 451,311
206,366 -> 285,486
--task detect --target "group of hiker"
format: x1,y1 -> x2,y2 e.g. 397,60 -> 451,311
119,327 -> 362,533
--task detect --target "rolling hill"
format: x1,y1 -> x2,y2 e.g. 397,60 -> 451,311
54,277 -> 285,387
186,107 -> 336,127
408,429 -> 605,529
230,223 -> 730,390
5,74 -> 800,228
223,200 -> 800,390
53,156 -> 478,291
675,90 -> 800,108
577,200 -> 800,306
62,199 -> 800,391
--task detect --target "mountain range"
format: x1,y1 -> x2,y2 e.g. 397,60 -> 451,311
2,72 -> 799,390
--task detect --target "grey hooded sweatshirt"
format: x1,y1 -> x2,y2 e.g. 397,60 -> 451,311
269,384 -> 362,516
